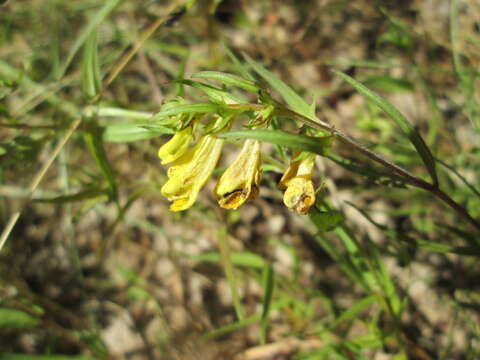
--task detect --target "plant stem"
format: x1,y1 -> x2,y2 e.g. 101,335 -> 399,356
280,108 -> 480,233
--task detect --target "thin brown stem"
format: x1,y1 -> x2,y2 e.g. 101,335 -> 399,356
279,107 -> 480,233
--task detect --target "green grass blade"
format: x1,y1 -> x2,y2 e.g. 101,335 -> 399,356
225,47 -> 255,81
84,123 -> 118,199
450,0 -> 480,129
260,264 -> 274,344
351,203 -> 480,256
244,54 -> 315,119
203,298 -> 290,340
313,232 -> 369,291
191,251 -> 266,269
334,226 -> 376,289
81,29 -> 101,98
329,295 -> 378,330
334,70 -> 438,186
219,130 -> 333,156
57,0 -> 122,78
218,230 -> 245,321
33,188 -> 109,203
202,314 -> 259,340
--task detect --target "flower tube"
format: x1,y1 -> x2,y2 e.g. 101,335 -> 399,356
161,135 -> 224,211
158,126 -> 194,165
214,139 -> 262,209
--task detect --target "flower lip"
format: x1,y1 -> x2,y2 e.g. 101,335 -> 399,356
214,138 -> 262,209
279,152 -> 316,215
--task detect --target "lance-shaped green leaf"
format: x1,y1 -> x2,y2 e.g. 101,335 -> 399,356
219,130 -> 333,156
334,70 -> 438,186
83,106 -> 153,120
191,71 -> 260,93
176,79 -> 245,104
150,103 -> 219,121
102,121 -> 173,142
244,54 -> 316,120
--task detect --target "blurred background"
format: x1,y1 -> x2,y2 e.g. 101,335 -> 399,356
0,0 -> 479,359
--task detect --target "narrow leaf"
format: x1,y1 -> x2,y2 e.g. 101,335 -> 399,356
57,0 -> 122,78
191,251 -> 266,269
244,54 -> 315,119
192,71 -> 259,93
363,75 -> 414,93
81,29 -> 101,98
219,130 -> 333,156
334,70 -> 438,185
330,295 -> 378,329
83,106 -> 153,120
34,188 -> 109,203
260,264 -> 274,344
225,47 -> 255,81
150,103 -> 219,121
84,123 -> 117,199
102,122 -> 173,142
177,79 -> 244,104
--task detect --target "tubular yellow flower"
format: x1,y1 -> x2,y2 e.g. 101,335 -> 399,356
214,139 -> 262,209
161,135 -> 224,211
278,152 -> 316,215
158,126 -> 194,165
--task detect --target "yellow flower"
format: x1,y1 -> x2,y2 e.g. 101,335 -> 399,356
161,135 -> 224,211
158,126 -> 194,165
214,139 -> 262,209
278,152 -> 316,215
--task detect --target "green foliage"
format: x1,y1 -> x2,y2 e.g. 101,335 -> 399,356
81,30 -> 102,99
0,308 -> 40,329
1,1 -> 479,359
219,130 -> 333,156
192,251 -> 266,269
260,264 -> 274,344
57,0 -> 123,78
244,54 -> 316,120
334,70 -> 438,185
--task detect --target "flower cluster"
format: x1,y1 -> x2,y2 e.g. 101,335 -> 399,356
157,112 -> 318,214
